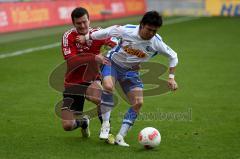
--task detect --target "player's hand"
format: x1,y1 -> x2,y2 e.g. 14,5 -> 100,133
168,78 -> 178,91
105,38 -> 117,48
76,35 -> 86,44
95,54 -> 111,65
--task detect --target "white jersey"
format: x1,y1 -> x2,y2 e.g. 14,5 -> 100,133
90,24 -> 178,69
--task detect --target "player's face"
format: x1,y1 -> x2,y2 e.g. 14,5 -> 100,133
73,14 -> 90,35
139,24 -> 159,40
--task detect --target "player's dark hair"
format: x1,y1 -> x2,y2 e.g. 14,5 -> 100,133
71,7 -> 89,23
140,11 -> 162,27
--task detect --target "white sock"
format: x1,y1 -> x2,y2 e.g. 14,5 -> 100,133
101,104 -> 112,122
102,110 -> 111,123
119,123 -> 131,137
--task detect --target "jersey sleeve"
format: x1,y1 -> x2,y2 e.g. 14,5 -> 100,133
153,35 -> 178,67
90,28 -> 118,48
62,32 -> 78,60
90,25 -> 124,40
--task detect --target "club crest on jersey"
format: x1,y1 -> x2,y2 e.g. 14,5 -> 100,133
146,46 -> 155,52
123,45 -> 146,58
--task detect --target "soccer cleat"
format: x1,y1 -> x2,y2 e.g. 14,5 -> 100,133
115,134 -> 129,147
106,134 -> 115,144
99,122 -> 110,139
81,115 -> 90,138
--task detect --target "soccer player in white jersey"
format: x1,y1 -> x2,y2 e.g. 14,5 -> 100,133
78,11 -> 178,146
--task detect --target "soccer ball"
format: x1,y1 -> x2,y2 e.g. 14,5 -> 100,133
138,127 -> 161,149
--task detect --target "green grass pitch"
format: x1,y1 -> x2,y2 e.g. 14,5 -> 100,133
0,16 -> 239,159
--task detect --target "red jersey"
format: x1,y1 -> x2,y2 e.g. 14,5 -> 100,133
61,27 -> 112,88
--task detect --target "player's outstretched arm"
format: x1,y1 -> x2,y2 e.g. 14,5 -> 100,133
76,25 -> 123,44
95,54 -> 111,65
154,38 -> 179,91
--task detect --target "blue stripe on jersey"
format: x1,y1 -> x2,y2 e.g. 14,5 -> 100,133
125,25 -> 136,28
109,38 -> 123,59
154,34 -> 162,41
109,45 -> 121,59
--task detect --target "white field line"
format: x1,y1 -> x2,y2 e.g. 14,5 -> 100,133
163,16 -> 199,25
0,16 -> 199,60
0,43 -> 60,59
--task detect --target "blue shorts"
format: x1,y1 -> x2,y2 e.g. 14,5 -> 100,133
102,61 -> 143,94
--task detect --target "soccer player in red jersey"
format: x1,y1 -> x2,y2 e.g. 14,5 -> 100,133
61,7 -> 116,137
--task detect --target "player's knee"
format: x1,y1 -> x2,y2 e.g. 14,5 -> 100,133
86,82 -> 102,105
104,83 -> 114,93
136,98 -> 143,107
86,96 -> 101,105
91,97 -> 101,105
62,120 -> 74,131
133,99 -> 143,112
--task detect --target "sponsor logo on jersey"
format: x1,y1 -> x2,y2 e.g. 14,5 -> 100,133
123,45 -> 146,58
76,43 -> 90,52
